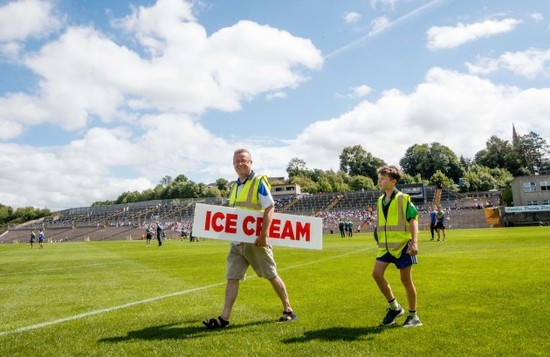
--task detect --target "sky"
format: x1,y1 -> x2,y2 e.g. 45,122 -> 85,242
1,0 -> 549,211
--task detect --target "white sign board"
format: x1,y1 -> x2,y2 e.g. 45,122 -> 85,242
504,205 -> 550,213
192,203 -> 323,250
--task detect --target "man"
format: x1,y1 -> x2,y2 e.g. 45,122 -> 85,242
435,205 -> 446,241
145,226 -> 153,247
372,165 -> 422,328
203,148 -> 297,329
38,229 -> 45,249
156,223 -> 163,247
338,219 -> 345,237
30,230 -> 36,249
429,205 -> 437,240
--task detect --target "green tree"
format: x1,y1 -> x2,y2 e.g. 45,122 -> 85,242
474,135 -> 522,175
174,174 -> 188,183
339,145 -> 385,181
429,170 -> 456,191
459,155 -> 472,171
516,131 -> 550,173
9,206 -> 50,224
348,175 -> 376,191
286,158 -> 309,179
400,142 -> 463,182
0,204 -> 14,224
202,186 -> 222,198
215,178 -> 230,197
462,164 -> 500,191
160,175 -> 173,186
323,170 -> 349,193
399,173 -> 426,185
290,175 -> 319,194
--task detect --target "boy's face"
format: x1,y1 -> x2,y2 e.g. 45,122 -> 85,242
378,174 -> 396,191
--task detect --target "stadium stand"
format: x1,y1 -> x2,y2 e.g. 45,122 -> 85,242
1,186 -> 500,244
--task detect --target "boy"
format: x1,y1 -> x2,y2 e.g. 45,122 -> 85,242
372,165 -> 422,327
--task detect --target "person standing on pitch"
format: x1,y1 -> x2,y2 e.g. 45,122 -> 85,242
435,205 -> 446,241
38,228 -> 45,249
372,165 -> 422,328
429,205 -> 437,240
203,148 -> 297,329
30,230 -> 36,249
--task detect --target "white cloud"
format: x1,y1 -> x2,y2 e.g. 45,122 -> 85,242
530,13 -> 543,22
370,0 -> 398,10
289,67 -> 550,172
344,12 -> 362,24
0,0 -> 61,41
0,0 -> 323,140
347,85 -> 373,98
1,0 -> 548,212
369,16 -> 391,36
0,0 -> 324,210
466,49 -> 550,78
2,66 -> 550,210
266,91 -> 287,100
427,18 -> 522,50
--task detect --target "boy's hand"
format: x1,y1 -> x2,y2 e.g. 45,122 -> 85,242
407,241 -> 418,256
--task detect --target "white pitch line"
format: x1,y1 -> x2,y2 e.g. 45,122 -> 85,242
0,246 -> 374,337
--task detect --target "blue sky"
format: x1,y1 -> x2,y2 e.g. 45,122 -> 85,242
1,0 -> 549,211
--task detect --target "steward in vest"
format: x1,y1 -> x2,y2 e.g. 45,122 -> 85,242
377,191 -> 417,258
203,148 -> 297,330
372,165 -> 422,328
229,172 -> 270,211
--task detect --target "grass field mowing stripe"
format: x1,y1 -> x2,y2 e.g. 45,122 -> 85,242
0,245 -> 373,337
0,262 -> 122,277
0,281 -> 226,337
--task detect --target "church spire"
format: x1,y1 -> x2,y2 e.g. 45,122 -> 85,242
512,123 -> 520,149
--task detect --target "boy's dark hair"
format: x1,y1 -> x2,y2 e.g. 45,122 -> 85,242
377,165 -> 402,182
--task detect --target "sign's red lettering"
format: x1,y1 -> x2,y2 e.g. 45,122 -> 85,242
242,215 -> 255,236
226,213 -> 238,234
212,211 -> 225,232
269,218 -> 281,238
296,222 -> 310,242
281,220 -> 295,240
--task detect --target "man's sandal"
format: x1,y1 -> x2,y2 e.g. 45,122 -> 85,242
278,310 -> 298,322
202,316 -> 229,329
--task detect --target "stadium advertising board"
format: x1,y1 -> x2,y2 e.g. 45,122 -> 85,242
504,205 -> 550,213
193,203 -> 323,250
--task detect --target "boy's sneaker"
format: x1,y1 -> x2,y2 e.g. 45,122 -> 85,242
402,315 -> 423,328
380,306 -> 404,326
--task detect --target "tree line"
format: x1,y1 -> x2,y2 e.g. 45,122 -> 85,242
1,129 -> 548,227
96,129 -> 548,206
0,205 -> 51,228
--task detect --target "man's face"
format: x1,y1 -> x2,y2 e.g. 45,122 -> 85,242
378,174 -> 395,191
233,151 -> 252,177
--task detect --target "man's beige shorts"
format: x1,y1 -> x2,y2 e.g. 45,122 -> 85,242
226,243 -> 278,280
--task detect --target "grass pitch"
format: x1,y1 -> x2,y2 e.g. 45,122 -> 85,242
1,227 -> 549,356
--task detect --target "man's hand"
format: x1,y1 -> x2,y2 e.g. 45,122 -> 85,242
255,234 -> 268,246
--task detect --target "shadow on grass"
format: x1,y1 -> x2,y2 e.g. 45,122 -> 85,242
98,319 -> 272,343
283,326 -> 385,343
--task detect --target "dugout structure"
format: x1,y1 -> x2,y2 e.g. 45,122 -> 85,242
397,183 -> 427,209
